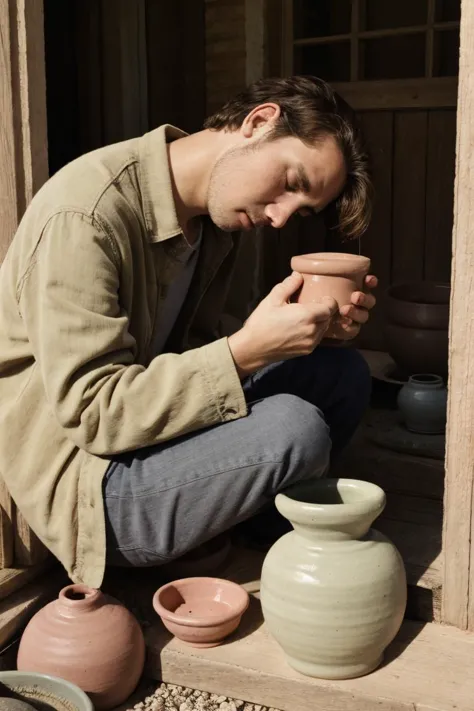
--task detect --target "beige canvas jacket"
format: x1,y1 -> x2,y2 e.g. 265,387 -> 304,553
0,125 -> 248,587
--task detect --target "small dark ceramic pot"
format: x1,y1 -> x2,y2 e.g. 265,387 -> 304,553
383,323 -> 449,379
397,374 -> 447,434
384,281 -> 450,378
386,282 -> 450,329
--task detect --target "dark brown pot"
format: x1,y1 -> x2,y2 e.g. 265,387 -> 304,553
384,323 -> 448,378
386,282 -> 450,329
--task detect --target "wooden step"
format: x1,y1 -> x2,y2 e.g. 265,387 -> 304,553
377,516 -> 442,622
122,548 -> 471,711
147,618 -> 474,711
331,433 -> 445,500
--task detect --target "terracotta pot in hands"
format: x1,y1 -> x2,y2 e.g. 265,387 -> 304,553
290,252 -> 371,339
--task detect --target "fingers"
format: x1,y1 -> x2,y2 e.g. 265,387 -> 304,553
306,295 -> 339,322
350,291 -> 376,310
339,304 -> 370,325
271,271 -> 304,305
365,274 -> 378,289
340,320 -> 361,338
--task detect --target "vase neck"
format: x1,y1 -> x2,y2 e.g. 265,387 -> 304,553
275,479 -> 386,544
57,584 -> 104,615
292,516 -> 374,543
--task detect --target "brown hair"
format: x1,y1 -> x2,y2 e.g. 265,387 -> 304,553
204,76 -> 373,239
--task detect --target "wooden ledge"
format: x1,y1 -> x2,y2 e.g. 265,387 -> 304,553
146,613 -> 474,711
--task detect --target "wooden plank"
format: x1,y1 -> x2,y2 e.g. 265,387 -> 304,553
205,0 -> 245,116
74,0 -> 103,153
426,0 -> 436,78
356,112 -> 393,350
331,437 -> 445,500
333,77 -> 458,110
0,0 -> 47,568
117,0 -> 148,140
245,0 -> 264,84
146,611 -> 474,711
0,0 -> 21,263
0,561 -> 52,601
376,518 -> 442,583
442,0 -> 474,631
424,110 -> 457,282
100,0 -> 124,144
149,1 -> 207,131
391,111 -> 428,284
264,0 -> 284,77
281,0 -> 293,76
382,493 -> 443,528
294,22 -> 460,46
13,509 -> 49,567
0,481 -> 14,570
0,0 -> 48,249
0,568 -> 66,650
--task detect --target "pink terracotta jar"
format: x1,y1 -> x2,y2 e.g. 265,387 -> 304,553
17,584 -> 145,710
290,252 -> 371,339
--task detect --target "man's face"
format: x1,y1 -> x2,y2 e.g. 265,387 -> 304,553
207,133 -> 347,232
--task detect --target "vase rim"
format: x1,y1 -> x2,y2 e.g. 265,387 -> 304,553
290,253 -> 371,279
58,584 -> 102,610
275,478 -> 385,523
408,373 -> 444,384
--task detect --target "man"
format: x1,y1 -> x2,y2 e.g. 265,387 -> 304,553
0,76 -> 375,586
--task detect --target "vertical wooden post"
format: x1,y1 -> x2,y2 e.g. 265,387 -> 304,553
281,0 -> 293,76
0,0 -> 48,568
442,0 -> 474,630
0,0 -> 48,258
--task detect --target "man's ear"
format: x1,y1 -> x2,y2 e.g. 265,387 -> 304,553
241,103 -> 281,138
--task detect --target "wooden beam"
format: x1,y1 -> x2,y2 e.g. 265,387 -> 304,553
442,0 -> 474,630
0,0 -> 48,570
0,0 -> 48,263
281,0 -> 293,76
333,77 -> 458,110
293,21 -> 460,47
0,0 -> 20,263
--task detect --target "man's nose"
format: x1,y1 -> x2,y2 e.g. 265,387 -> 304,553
264,202 -> 294,229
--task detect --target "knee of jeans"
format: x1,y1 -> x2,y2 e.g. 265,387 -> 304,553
336,347 -> 372,409
269,394 -> 331,478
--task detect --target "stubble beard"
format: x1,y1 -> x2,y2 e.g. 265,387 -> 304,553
206,141 -> 260,232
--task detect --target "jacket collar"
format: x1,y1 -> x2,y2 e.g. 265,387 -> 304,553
138,124 -> 188,243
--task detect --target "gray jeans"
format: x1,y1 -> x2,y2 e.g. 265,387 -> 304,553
103,346 -> 371,567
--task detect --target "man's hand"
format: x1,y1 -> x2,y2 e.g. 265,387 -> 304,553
228,272 -> 338,379
337,274 -> 378,339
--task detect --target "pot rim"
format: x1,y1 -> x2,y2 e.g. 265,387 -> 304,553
0,671 -> 94,711
275,478 -> 385,523
387,281 -> 450,305
291,252 -> 370,277
152,577 -> 249,628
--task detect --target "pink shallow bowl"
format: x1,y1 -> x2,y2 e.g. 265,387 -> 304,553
153,577 -> 250,648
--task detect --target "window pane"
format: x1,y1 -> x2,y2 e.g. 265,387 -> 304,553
363,0 -> 427,31
294,42 -> 351,82
362,34 -> 426,80
433,29 -> 460,76
435,0 -> 461,23
293,0 -> 351,40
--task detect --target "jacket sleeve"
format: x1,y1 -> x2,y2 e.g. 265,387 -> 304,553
17,210 -> 247,455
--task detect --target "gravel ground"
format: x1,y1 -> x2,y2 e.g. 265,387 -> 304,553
124,682 -> 281,711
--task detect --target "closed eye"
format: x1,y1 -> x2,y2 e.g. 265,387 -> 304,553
299,206 -> 319,217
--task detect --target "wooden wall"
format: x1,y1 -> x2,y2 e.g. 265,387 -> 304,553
44,0 -> 206,174
357,108 -> 456,349
205,0 -> 246,116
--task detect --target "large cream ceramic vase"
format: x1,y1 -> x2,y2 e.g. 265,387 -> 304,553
260,479 -> 407,680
